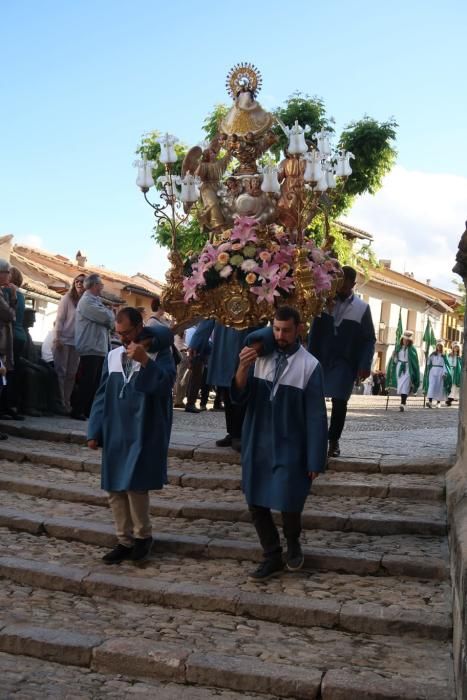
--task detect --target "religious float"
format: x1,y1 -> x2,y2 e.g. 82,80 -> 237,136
134,64 -> 355,329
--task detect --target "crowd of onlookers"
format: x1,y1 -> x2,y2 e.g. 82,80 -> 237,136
0,262 -> 218,438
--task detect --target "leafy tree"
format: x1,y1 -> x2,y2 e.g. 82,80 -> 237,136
451,278 -> 466,316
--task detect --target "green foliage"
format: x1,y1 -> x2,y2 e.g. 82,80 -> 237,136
451,278 -> 466,316
339,117 -> 398,197
152,215 -> 208,259
202,104 -> 229,142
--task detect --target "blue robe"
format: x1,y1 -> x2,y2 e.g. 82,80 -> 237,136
87,329 -> 176,492
189,320 -> 253,388
308,295 -> 376,400
232,343 -> 328,512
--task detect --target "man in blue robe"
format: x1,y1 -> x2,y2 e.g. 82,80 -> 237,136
308,266 -> 376,458
232,306 -> 328,581
189,320 -> 252,451
87,307 -> 176,565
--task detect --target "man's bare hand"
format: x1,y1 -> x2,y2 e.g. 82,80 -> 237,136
87,439 -> 98,450
127,342 -> 149,367
308,472 -> 321,481
238,346 -> 258,370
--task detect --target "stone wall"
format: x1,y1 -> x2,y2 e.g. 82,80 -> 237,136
447,310 -> 467,699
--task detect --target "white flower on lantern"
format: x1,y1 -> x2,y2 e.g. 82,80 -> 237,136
158,133 -> 179,164
133,157 -> 156,191
260,165 -> 281,194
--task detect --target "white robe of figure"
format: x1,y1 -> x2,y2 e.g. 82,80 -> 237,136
396,348 -> 411,395
363,376 -> 373,395
427,354 -> 447,401
449,355 -> 460,400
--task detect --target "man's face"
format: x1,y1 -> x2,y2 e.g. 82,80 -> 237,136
273,318 -> 299,349
89,281 -> 104,296
337,276 -> 355,300
115,318 -> 143,348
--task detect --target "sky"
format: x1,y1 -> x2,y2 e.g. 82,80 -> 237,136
1,0 -> 467,291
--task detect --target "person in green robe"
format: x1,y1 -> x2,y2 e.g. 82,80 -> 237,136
423,341 -> 452,407
446,342 -> 462,406
386,330 -> 420,412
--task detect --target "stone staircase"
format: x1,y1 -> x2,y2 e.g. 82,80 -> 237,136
0,424 -> 456,699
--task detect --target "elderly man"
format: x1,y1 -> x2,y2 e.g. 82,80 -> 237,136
233,306 -> 328,581
308,266 -> 376,457
73,274 -> 114,420
87,307 -> 176,564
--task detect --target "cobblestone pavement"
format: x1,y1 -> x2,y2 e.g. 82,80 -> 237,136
0,405 -> 457,698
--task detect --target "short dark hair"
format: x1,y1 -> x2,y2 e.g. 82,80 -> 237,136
151,296 -> 161,312
274,305 -> 301,326
115,307 -> 143,327
342,266 -> 357,283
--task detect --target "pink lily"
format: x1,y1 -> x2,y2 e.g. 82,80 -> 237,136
250,281 -> 281,304
231,216 -> 258,244
254,262 -> 280,282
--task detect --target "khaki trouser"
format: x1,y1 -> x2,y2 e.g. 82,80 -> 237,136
173,353 -> 191,405
108,491 -> 151,547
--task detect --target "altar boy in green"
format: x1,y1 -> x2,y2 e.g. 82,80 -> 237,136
87,307 -> 176,565
232,306 -> 328,581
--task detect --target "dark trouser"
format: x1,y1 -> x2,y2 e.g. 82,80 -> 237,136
222,387 -> 246,439
73,355 -> 104,417
1,338 -> 26,412
400,393 -> 407,405
200,367 -> 209,407
186,359 -> 203,407
249,505 -> 302,558
328,398 -> 348,442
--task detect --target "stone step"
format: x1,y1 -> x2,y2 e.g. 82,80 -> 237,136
2,526 -> 451,636
0,552 -> 451,640
0,502 -> 449,580
0,650 -> 274,699
0,429 -> 454,475
0,439 -> 447,501
0,580 -> 454,699
0,472 -> 447,537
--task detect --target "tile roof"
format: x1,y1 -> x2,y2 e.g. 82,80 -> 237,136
12,244 -> 163,297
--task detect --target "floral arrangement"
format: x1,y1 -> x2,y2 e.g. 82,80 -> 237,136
182,216 -> 340,304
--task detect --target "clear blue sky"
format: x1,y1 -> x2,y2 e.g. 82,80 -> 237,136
1,0 -> 466,282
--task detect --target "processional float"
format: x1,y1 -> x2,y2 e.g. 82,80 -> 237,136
134,63 -> 355,329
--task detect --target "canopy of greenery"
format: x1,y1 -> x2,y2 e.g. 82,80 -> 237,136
136,93 -> 397,266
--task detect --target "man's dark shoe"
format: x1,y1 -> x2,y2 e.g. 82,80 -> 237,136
5,409 -> 25,421
231,438 -> 242,452
102,544 -> 133,565
131,537 -> 153,561
216,434 -> 232,447
70,412 -> 87,421
185,405 -> 201,414
286,540 -> 304,572
249,556 -> 284,582
328,440 -> 340,457
0,433 -> 8,440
